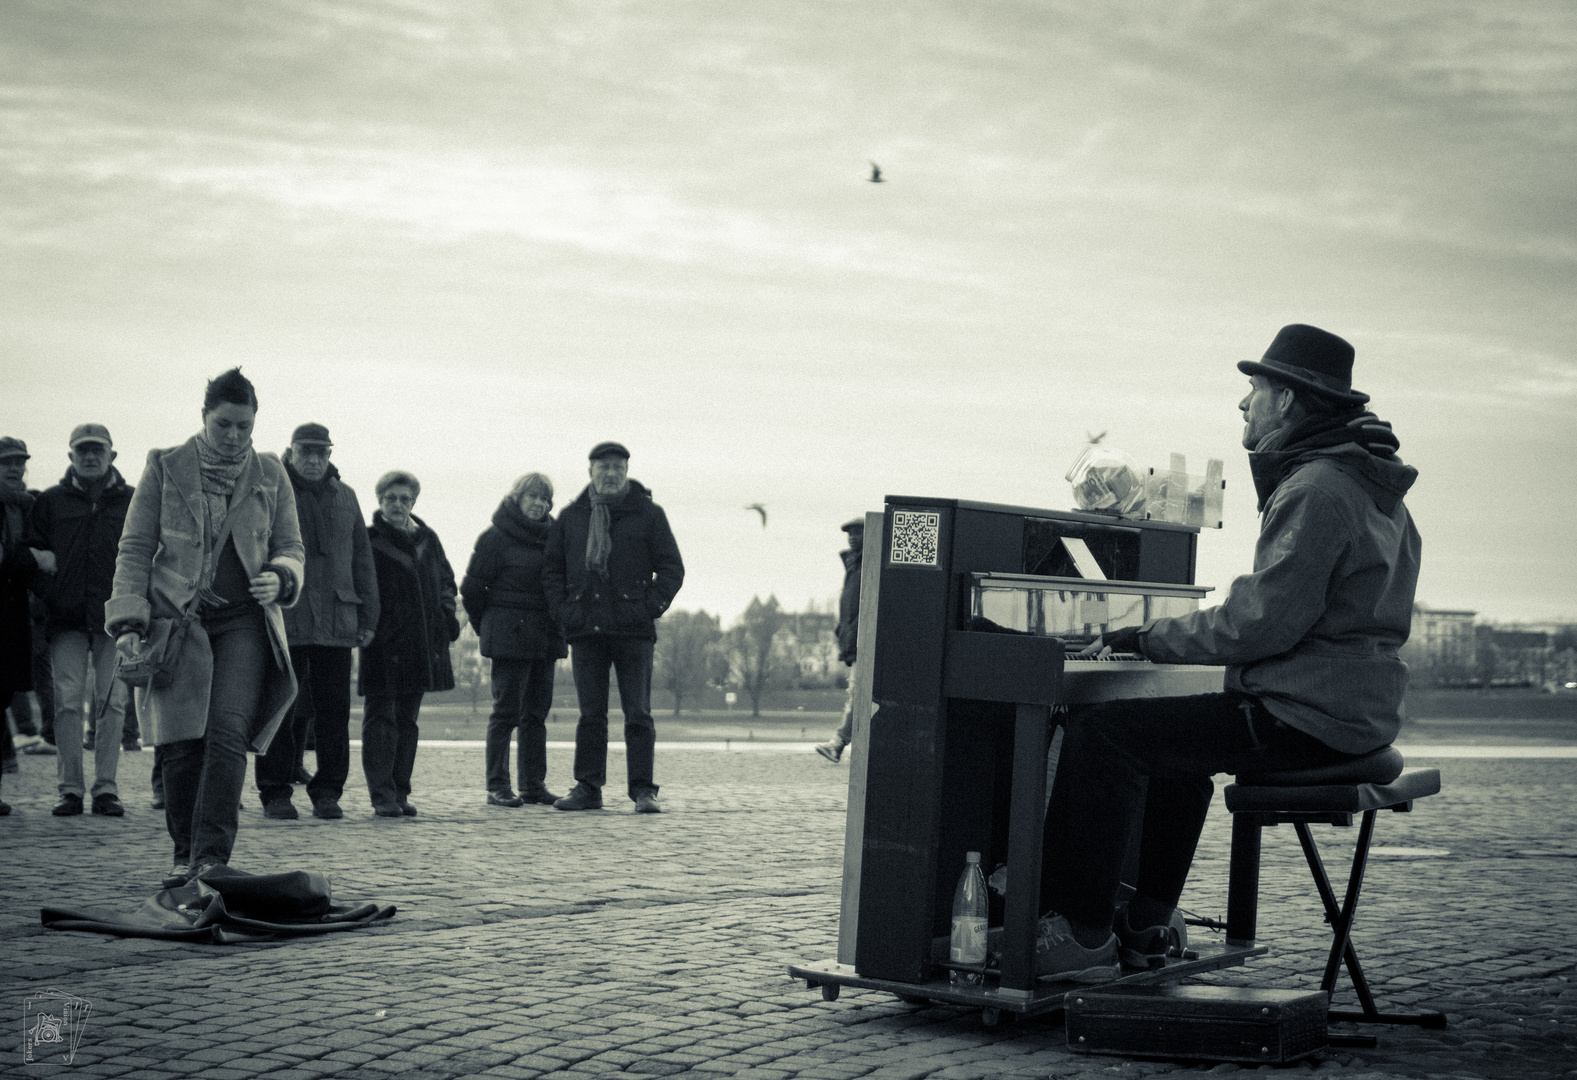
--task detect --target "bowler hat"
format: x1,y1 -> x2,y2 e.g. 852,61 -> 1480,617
290,422 -> 333,447
1238,324 -> 1369,405
69,423 -> 113,449
588,441 -> 630,461
0,436 -> 29,460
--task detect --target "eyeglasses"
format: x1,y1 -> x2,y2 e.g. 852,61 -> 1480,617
382,493 -> 415,506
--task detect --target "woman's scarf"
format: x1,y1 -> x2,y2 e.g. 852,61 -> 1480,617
194,431 -> 253,605
1248,408 -> 1401,510
287,459 -> 340,557
584,487 -> 625,577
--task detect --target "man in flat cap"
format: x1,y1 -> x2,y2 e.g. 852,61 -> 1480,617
255,423 -> 379,821
1029,324 -> 1421,983
815,517 -> 865,764
29,425 -> 134,816
543,442 -> 684,813
2,437 -> 56,810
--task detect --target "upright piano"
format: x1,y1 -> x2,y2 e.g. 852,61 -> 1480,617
792,495 -> 1257,1022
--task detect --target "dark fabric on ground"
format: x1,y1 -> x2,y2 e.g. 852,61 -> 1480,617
40,865 -> 396,943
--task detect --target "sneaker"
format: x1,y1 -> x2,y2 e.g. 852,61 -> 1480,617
633,791 -> 661,814
1115,908 -> 1182,969
814,740 -> 845,764
151,795 -> 166,810
52,793 -> 84,816
82,734 -> 95,750
262,797 -> 299,820
91,793 -> 126,816
311,798 -> 343,820
122,740 -> 142,752
554,785 -> 603,811
21,740 -> 57,756
373,805 -> 404,818
522,788 -> 561,806
398,800 -> 418,817
1033,914 -> 1120,983
162,863 -> 190,889
487,790 -> 525,807
292,765 -> 313,785
188,861 -> 227,882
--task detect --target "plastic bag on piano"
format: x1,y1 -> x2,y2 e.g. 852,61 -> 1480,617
1065,445 -> 1147,518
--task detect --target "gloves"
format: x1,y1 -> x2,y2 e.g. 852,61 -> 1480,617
1100,625 -> 1144,656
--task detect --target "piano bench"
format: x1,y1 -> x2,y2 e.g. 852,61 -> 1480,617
1221,747 -> 1446,1039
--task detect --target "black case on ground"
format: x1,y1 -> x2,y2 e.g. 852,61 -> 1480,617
1064,985 -> 1328,1064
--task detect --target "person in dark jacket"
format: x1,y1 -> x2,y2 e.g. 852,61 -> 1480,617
358,469 -> 458,818
30,424 -> 135,816
815,518 -> 864,764
255,423 -> 380,822
541,442 -> 683,814
461,472 -> 568,807
1,436 -> 56,813
1031,324 -> 1422,984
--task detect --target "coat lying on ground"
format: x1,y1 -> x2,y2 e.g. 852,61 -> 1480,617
460,498 -> 567,661
29,466 -> 134,639
541,480 -> 684,643
41,866 -> 396,944
280,460 -> 380,649
104,439 -> 304,750
358,511 -> 459,697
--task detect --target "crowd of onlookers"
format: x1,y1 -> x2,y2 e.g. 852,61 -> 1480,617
1,367 -> 689,888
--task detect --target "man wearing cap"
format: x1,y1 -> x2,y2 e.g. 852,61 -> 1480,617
29,425 -> 135,816
542,442 -> 684,813
1029,324 -> 1422,983
254,423 -> 379,820
2,437 -> 57,810
815,517 -> 865,764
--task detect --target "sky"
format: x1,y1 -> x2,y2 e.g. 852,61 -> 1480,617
2,0 -> 1574,623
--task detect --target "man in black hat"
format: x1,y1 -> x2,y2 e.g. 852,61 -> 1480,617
1029,324 -> 1422,984
542,442 -> 684,814
254,423 -> 380,820
815,517 -> 865,764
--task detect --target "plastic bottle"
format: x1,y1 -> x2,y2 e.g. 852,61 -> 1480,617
949,851 -> 988,986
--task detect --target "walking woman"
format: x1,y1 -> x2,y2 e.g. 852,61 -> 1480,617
106,369 -> 302,885
461,472 -> 567,807
359,470 -> 458,817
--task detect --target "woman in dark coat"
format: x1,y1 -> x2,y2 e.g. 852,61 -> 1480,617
461,472 -> 567,807
358,470 -> 458,817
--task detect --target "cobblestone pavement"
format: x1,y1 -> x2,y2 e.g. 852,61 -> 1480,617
2,741 -> 1574,1079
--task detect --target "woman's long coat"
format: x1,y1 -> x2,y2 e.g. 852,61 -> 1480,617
104,438 -> 304,750
358,512 -> 459,698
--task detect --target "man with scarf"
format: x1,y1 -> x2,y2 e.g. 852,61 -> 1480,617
255,423 -> 379,821
543,442 -> 685,814
30,425 -> 136,816
1029,323 -> 1422,984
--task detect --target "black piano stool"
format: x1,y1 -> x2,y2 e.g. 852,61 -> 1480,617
1222,746 -> 1447,1045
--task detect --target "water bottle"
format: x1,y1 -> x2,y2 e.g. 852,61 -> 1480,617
949,851 -> 988,986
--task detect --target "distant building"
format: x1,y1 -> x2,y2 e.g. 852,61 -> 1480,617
1408,605 -> 1477,683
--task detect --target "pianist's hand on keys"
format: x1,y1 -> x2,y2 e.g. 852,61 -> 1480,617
1076,625 -> 1142,659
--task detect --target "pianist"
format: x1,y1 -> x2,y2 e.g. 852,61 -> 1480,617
1033,324 -> 1421,983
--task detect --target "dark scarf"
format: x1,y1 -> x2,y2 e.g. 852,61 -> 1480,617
0,481 -> 30,508
287,459 -> 341,557
495,497 -> 551,547
68,466 -> 117,504
585,486 -> 627,578
1248,409 -> 1402,511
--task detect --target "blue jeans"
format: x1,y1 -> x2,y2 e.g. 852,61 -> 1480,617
162,605 -> 269,867
362,692 -> 422,811
570,636 -> 656,800
485,656 -> 556,797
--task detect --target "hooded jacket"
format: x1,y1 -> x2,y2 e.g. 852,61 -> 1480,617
459,498 -> 567,661
358,511 -> 459,697
1141,434 -> 1421,754
30,466 -> 134,638
280,461 -> 380,649
541,480 -> 684,643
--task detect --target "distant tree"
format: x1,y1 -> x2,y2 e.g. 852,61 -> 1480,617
726,595 -> 790,717
654,609 -> 723,716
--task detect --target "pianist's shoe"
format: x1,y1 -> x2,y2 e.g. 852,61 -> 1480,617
1033,913 -> 1120,983
1114,907 -> 1180,968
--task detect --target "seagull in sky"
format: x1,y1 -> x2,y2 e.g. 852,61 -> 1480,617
745,503 -> 768,527
1085,430 -> 1108,445
868,162 -> 884,183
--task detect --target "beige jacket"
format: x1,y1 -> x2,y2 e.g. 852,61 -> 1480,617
105,437 -> 304,750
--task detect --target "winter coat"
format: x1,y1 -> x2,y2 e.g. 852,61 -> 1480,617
835,542 -> 862,665
358,511 -> 458,698
541,480 -> 684,644
103,438 -> 304,750
30,467 -> 134,639
1141,441 -> 1421,755
280,463 -> 380,649
460,498 -> 567,661
1,486 -> 42,697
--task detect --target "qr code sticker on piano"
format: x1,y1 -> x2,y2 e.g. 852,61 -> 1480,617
890,510 -> 941,566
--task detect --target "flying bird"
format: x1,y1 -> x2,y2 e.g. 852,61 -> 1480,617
1085,430 -> 1108,445
745,503 -> 768,528
868,161 -> 884,183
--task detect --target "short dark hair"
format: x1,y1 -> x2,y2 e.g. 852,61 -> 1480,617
203,368 -> 258,414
